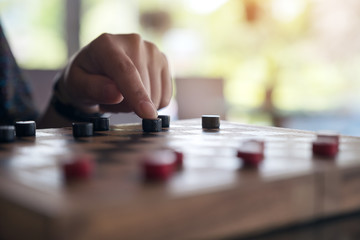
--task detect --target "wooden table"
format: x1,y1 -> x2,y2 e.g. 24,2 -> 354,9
1,119 -> 360,240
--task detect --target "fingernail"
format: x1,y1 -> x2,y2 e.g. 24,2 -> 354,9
138,100 -> 158,119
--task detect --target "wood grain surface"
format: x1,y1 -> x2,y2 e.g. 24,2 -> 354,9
1,119 -> 360,240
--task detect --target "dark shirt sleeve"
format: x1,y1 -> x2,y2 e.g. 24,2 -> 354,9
0,22 -> 38,124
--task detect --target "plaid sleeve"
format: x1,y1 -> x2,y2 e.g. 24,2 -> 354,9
0,22 -> 38,124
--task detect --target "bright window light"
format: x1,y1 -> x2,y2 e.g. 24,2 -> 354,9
271,0 -> 306,22
183,0 -> 229,14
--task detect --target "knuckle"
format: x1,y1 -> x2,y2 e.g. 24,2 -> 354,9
127,33 -> 142,45
88,33 -> 114,55
99,33 -> 113,41
135,89 -> 147,99
147,44 -> 168,68
94,33 -> 114,46
117,58 -> 135,74
144,40 -> 157,51
144,41 -> 160,58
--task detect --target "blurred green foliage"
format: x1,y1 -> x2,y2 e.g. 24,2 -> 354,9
0,0 -> 66,69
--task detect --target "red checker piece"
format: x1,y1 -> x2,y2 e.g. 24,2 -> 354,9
174,150 -> 184,169
237,140 -> 264,167
142,150 -> 176,181
316,131 -> 340,151
312,138 -> 338,158
316,131 -> 340,143
63,154 -> 95,181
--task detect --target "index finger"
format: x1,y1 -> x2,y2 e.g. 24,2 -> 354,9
87,34 -> 158,119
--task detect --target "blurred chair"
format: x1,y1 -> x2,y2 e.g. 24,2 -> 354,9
175,77 -> 226,120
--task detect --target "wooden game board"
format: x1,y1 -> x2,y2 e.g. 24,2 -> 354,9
1,119 -> 360,240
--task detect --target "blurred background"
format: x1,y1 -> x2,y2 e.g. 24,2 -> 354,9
2,0 -> 360,135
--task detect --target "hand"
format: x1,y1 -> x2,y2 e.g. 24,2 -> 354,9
59,33 -> 172,119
